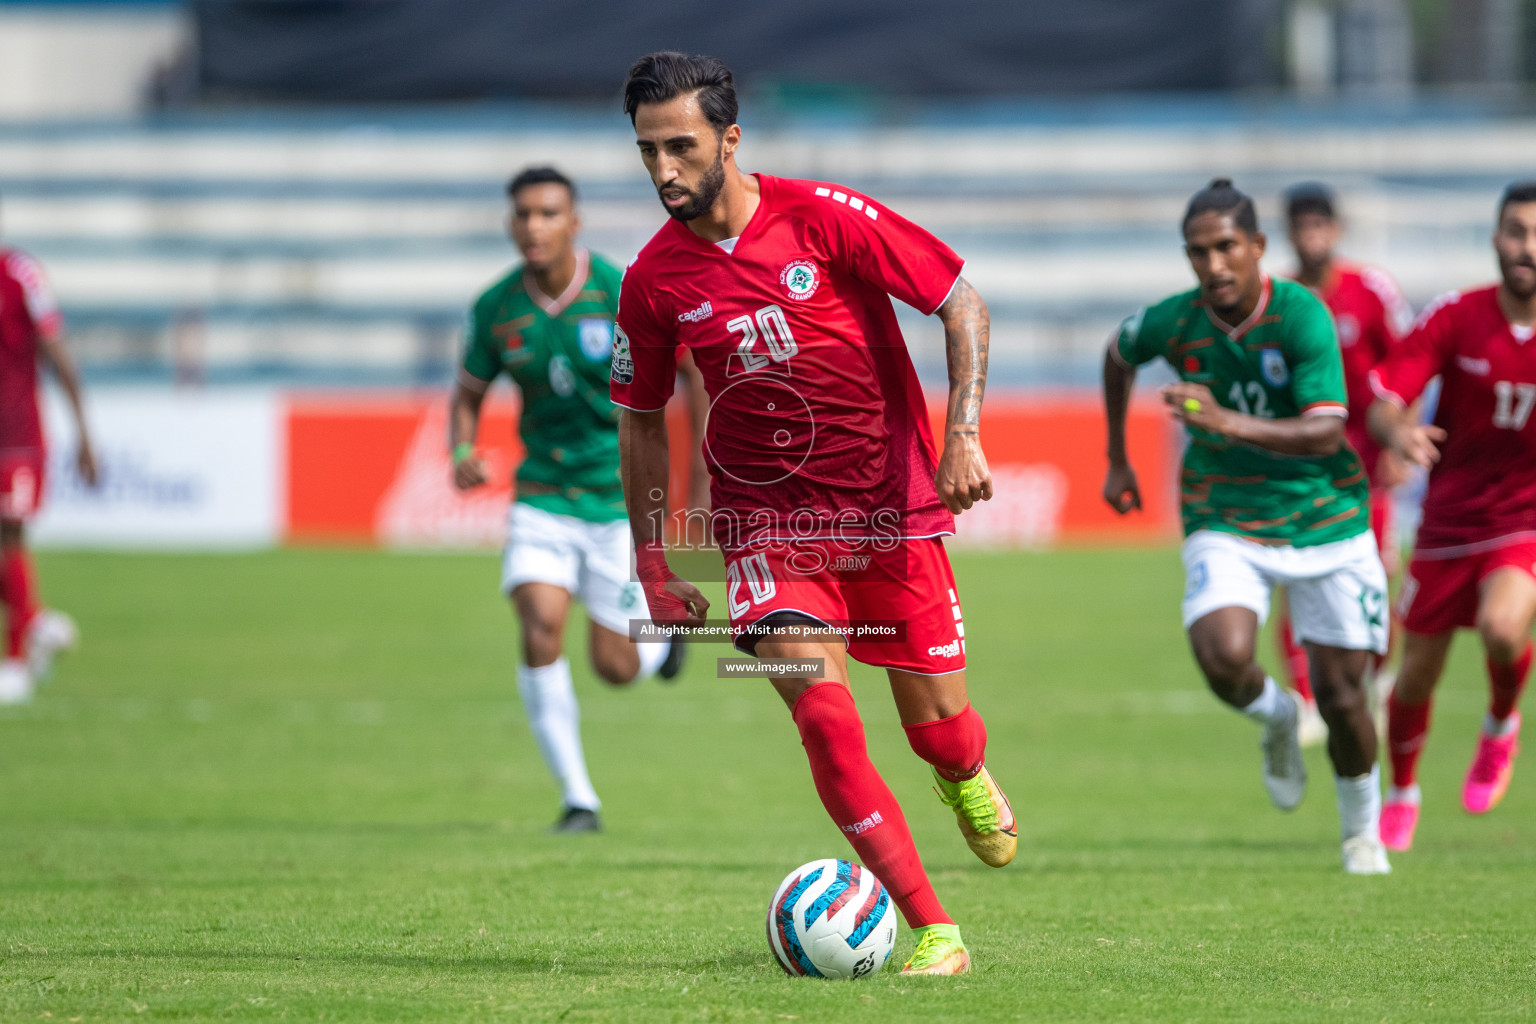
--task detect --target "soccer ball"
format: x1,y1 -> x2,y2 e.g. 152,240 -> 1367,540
766,858 -> 896,979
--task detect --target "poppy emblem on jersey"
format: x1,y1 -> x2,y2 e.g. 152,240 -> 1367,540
610,325 -> 634,384
1261,348 -> 1290,387
1183,354 -> 1202,375
780,260 -> 820,301
577,318 -> 614,361
493,322 -> 523,352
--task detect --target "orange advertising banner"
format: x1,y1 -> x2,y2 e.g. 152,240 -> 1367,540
285,392 -> 1177,547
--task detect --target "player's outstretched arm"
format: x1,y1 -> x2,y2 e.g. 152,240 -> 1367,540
1163,381 -> 1347,457
618,408 -> 710,628
1367,397 -> 1447,469
934,276 -> 994,514
38,334 -> 98,487
1101,343 -> 1141,513
448,379 -> 489,490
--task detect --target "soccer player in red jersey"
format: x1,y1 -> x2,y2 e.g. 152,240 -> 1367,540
0,233 -> 97,703
611,52 -> 1012,976
1281,182 -> 1415,742
1367,181 -> 1536,850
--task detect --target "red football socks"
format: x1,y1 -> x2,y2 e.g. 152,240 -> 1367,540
903,703 -> 988,782
1387,691 -> 1434,788
1,546 -> 38,659
1278,613 -> 1314,702
1487,642 -> 1533,722
791,683 -> 951,928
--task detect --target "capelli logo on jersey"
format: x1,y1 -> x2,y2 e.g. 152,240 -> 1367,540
780,260 -> 820,301
926,640 -> 962,658
678,300 -> 714,323
1457,355 -> 1492,376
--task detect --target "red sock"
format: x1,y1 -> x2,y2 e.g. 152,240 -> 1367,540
1487,642 -> 1533,722
1387,692 -> 1433,789
1278,612 -> 1313,702
903,703 -> 987,782
792,683 -> 951,928
1,546 -> 38,660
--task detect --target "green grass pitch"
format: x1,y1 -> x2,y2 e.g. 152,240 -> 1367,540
1,548 -> 1531,1022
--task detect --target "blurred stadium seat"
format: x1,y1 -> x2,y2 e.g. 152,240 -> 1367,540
1,104 -> 1533,386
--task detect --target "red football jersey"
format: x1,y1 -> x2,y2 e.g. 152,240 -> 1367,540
1370,285 -> 1536,554
612,174 -> 963,547
0,247 -> 62,453
1295,261 -> 1412,481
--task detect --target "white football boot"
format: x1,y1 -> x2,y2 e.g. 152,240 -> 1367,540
27,609 -> 78,683
1261,688 -> 1308,810
1342,833 -> 1392,875
0,658 -> 32,705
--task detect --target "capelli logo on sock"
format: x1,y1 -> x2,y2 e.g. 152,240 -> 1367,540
841,810 -> 884,835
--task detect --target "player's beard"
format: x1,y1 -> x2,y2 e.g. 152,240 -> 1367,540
1499,252 -> 1536,300
660,147 -> 726,222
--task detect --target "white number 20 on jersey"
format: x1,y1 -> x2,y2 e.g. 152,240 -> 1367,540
728,304 -> 798,373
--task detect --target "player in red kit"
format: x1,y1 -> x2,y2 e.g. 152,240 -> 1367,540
612,52 -> 1011,976
1282,182 -> 1415,744
1367,181 -> 1536,851
0,233 -> 98,703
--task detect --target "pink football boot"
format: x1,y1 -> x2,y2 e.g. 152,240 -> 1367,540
1462,713 -> 1521,815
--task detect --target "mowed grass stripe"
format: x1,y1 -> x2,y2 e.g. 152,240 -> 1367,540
0,548 -> 1530,1022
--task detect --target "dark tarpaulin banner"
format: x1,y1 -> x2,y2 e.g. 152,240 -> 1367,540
194,0 -> 1280,102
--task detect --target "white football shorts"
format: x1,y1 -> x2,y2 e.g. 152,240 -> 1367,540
1181,528 -> 1389,653
500,501 -> 647,635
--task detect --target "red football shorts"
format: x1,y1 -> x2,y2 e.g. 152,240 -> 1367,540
1399,539 -> 1536,635
0,452 -> 45,522
723,537 -> 966,675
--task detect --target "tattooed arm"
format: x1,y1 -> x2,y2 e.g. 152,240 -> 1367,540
933,276 -> 994,513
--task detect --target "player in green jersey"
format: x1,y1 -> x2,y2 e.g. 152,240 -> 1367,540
450,166 -> 695,833
1101,178 -> 1392,874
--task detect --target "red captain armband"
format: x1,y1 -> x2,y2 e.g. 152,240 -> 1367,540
635,541 -> 689,624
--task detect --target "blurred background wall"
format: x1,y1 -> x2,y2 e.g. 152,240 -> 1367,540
1,0 -> 1532,546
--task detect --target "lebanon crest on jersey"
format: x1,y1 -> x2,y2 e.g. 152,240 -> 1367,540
780,259 -> 820,301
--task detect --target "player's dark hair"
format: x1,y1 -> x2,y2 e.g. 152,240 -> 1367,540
622,51 -> 737,134
507,166 -> 576,203
1498,180 -> 1536,221
1182,177 -> 1260,237
1284,181 -> 1337,222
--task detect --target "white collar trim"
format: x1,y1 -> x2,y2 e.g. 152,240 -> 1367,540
1206,275 -> 1273,342
523,248 -> 590,317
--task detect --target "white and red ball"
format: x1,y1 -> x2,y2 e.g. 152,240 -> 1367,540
766,858 -> 896,979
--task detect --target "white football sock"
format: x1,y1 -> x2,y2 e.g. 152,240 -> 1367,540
634,637 -> 670,680
1387,783 -> 1422,805
517,657 -> 600,811
1336,764 -> 1382,840
1240,676 -> 1288,726
1483,711 -> 1520,737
